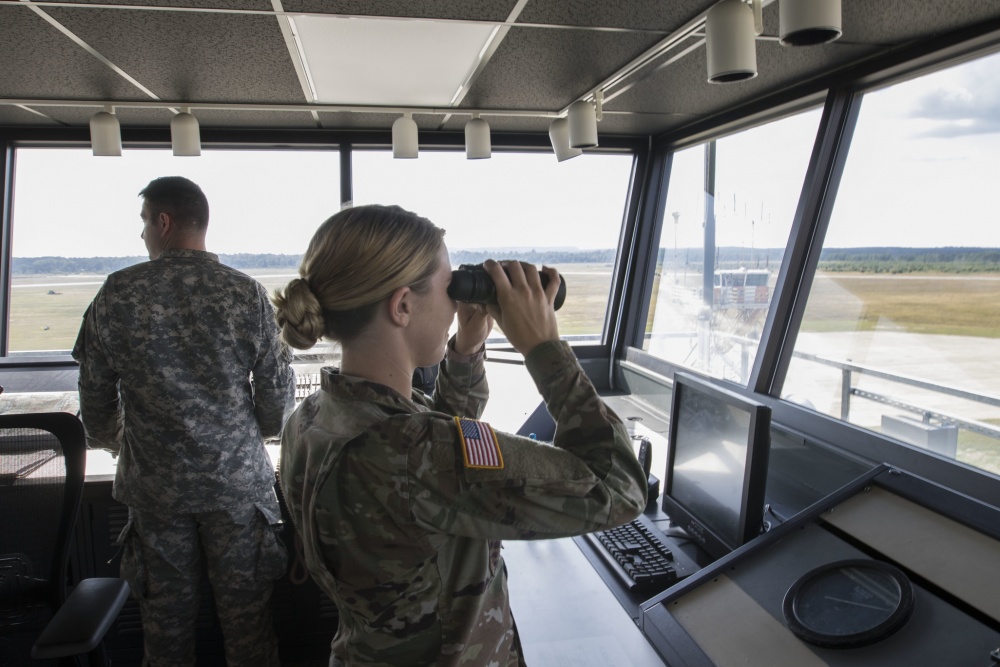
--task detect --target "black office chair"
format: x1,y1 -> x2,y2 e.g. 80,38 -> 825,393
0,411 -> 129,666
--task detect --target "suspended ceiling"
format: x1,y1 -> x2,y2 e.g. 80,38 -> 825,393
1,0 -> 999,140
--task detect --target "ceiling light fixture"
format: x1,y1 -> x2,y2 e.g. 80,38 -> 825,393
170,107 -> 201,156
89,105 -> 122,156
548,117 -> 582,162
15,98 -> 607,163
706,0 -> 760,83
567,98 -> 598,149
779,0 -> 842,46
391,112 -> 418,159
464,114 -> 491,159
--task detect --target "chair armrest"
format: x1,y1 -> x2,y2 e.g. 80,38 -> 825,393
31,577 -> 130,659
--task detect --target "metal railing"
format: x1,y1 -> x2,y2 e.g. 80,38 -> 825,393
794,351 -> 1000,440
640,330 -> 1000,447
297,331 -> 1000,447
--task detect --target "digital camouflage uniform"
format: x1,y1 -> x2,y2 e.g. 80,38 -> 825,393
73,248 -> 296,667
280,338 -> 647,667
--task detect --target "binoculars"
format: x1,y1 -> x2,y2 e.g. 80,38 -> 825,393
448,263 -> 567,311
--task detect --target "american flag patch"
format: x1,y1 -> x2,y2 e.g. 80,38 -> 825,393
454,417 -> 504,469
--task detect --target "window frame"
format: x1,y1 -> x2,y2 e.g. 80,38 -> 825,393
615,33 -> 1000,501
0,129 -> 646,378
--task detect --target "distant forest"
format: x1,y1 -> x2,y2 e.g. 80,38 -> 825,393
657,246 -> 1000,274
11,246 -> 1000,275
817,247 -> 1000,273
11,248 -> 618,275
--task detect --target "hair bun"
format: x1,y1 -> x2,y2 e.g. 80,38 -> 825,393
272,278 -> 325,350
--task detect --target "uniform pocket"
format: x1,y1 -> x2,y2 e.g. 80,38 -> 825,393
254,503 -> 288,582
117,517 -> 147,601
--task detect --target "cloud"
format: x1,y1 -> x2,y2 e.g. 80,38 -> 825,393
906,53 -> 1000,137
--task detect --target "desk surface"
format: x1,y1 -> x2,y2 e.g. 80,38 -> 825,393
504,538 -> 666,666
0,390 -> 78,415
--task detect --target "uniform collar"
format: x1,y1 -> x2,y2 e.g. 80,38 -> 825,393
320,366 -> 426,413
157,248 -> 219,262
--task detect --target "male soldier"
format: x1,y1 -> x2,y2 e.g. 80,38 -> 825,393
73,176 -> 295,666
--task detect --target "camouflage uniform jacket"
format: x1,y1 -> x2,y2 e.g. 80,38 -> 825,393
73,248 -> 295,514
279,339 -> 647,666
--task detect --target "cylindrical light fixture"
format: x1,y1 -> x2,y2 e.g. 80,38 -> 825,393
90,105 -> 122,156
567,100 -> 598,149
465,115 -> 491,159
548,118 -> 582,162
392,113 -> 418,159
170,107 -> 201,156
779,0 -> 842,46
706,0 -> 758,83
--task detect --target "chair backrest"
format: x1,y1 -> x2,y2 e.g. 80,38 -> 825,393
0,412 -> 86,657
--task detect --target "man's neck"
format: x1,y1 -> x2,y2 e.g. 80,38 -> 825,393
163,238 -> 208,253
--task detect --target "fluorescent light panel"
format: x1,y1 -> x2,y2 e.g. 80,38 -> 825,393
292,16 -> 499,106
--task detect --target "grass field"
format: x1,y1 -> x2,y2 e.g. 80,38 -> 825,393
647,270 -> 1000,338
8,263 -> 616,352
800,272 -> 1000,338
9,276 -> 106,352
14,268 -> 1000,349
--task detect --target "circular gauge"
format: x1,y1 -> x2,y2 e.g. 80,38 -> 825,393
782,558 -> 914,649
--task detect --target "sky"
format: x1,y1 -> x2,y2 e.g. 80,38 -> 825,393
11,149 -> 633,258
10,50 -> 999,259
663,49 -> 1000,252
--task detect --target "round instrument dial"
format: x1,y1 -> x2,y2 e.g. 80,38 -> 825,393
782,558 -> 914,649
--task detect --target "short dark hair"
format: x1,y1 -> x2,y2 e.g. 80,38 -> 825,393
139,176 -> 209,227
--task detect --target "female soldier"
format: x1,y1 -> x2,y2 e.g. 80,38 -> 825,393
273,204 -> 646,666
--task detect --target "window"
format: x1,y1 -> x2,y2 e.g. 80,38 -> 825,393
782,51 -> 1000,477
643,109 -> 822,384
8,148 -> 340,359
352,150 -> 635,347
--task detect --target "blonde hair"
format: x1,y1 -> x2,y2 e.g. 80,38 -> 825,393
272,205 -> 445,349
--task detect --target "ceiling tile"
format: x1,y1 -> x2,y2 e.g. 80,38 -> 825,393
316,111 -> 448,131
42,5 -> 306,103
516,0 -> 714,32
281,0 -> 517,22
0,105 -> 63,127
0,6 -> 150,100
460,25 -> 664,111
32,0 -> 271,7
294,15 -> 498,106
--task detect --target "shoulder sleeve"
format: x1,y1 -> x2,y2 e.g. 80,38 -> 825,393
72,289 -> 124,453
394,342 -> 646,538
432,337 -> 488,419
251,286 -> 296,437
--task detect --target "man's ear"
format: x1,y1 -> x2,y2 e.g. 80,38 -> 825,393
157,211 -> 172,234
387,286 -> 412,327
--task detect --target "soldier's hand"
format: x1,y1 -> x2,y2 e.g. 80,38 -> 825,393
454,302 -> 493,356
484,260 -> 560,355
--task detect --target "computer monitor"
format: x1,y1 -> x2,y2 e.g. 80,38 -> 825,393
661,372 -> 772,560
515,401 -> 557,441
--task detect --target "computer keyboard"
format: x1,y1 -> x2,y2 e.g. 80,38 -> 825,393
584,513 -> 700,592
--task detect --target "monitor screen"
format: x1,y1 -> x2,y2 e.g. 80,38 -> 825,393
661,372 -> 771,560
515,401 -> 556,442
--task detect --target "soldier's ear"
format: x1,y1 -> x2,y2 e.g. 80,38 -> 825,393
387,286 -> 411,327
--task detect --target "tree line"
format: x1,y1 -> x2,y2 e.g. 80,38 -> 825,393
11,249 -> 617,275
655,246 -> 1000,274
817,247 -> 1000,273
12,246 -> 998,275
